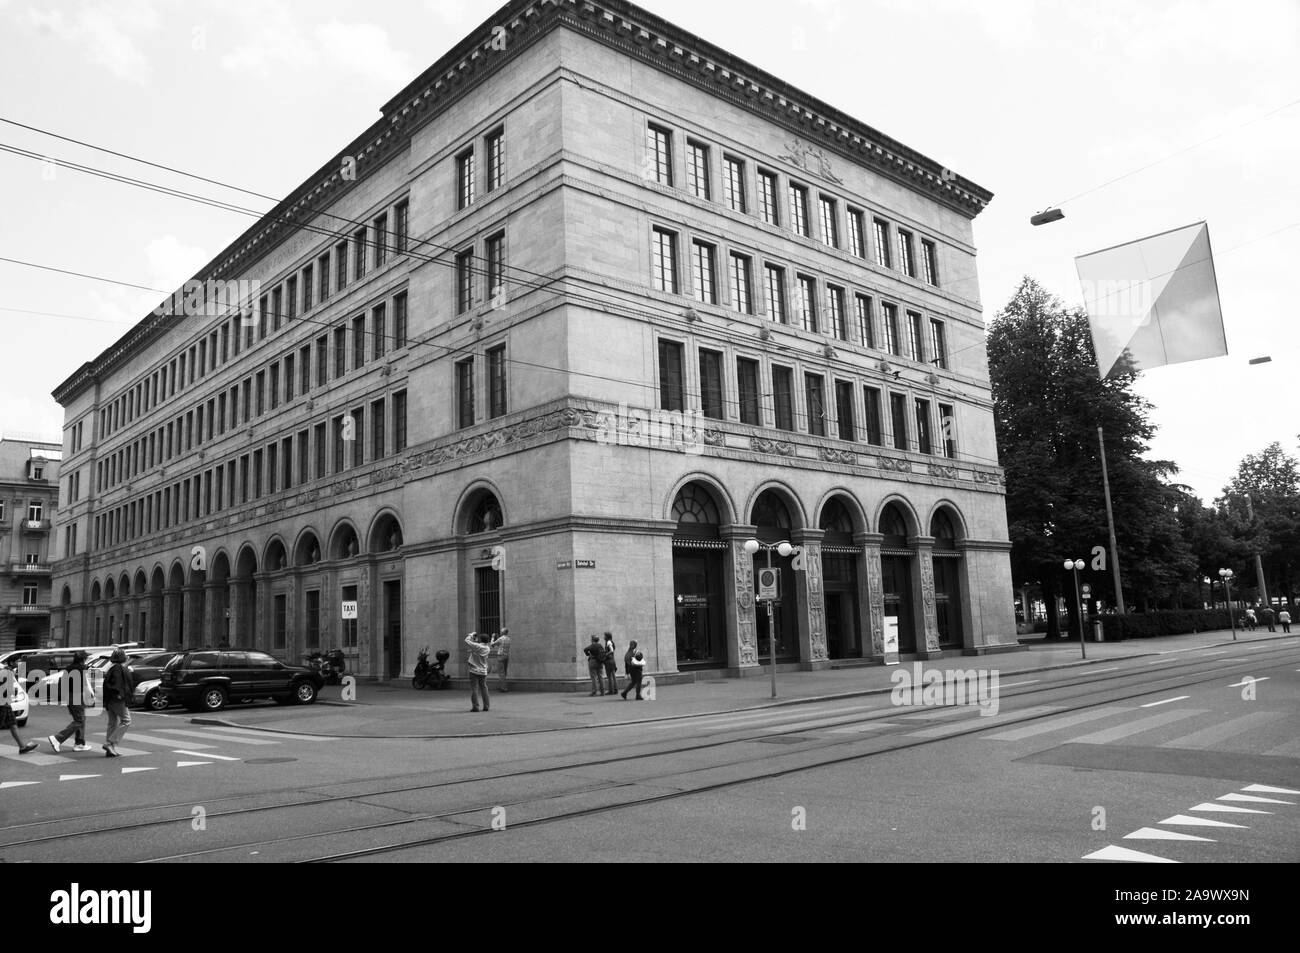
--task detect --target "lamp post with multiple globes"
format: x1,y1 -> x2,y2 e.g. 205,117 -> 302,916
1064,559 -> 1086,660
743,538 -> 793,699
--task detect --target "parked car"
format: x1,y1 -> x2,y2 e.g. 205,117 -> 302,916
31,648 -> 155,700
127,651 -> 181,688
1,672 -> 31,727
131,677 -> 176,712
160,649 -> 322,712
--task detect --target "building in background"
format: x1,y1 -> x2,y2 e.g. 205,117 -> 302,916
50,0 -> 1016,686
0,436 -> 62,651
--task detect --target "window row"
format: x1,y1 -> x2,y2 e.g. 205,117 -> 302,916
656,339 -> 958,458
454,231 -> 507,315
456,126 -> 506,211
95,292 -> 409,494
91,391 -> 408,552
644,122 -> 940,286
454,344 -> 508,429
650,226 -> 949,367
95,196 -> 412,444
4,500 -> 48,522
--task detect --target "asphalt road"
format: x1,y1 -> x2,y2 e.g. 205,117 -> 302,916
2,638 -> 1297,863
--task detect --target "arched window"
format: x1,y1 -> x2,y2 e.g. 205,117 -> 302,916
672,483 -> 722,539
820,498 -> 856,546
469,494 -> 503,534
880,503 -> 910,549
931,511 -> 959,551
752,490 -> 794,543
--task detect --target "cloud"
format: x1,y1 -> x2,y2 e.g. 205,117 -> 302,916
144,234 -> 209,291
18,0 -> 159,84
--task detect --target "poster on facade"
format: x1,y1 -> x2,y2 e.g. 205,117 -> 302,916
883,616 -> 900,666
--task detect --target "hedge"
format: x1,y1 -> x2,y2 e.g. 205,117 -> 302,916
1096,608 -> 1241,642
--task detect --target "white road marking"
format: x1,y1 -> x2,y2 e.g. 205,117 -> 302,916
1085,667 -> 1119,674
0,751 -> 66,766
984,706 -> 1130,741
1146,658 -> 1177,665
1072,709 -> 1207,745
1218,793 -> 1294,805
1158,814 -> 1247,829
1159,711 -> 1285,750
58,774 -> 99,782
173,749 -> 240,761
1199,650 -> 1228,656
156,728 -> 278,746
1226,677 -> 1269,687
1243,783 -> 1300,795
1188,802 -> 1271,815
905,706 -> 1062,739
998,679 -> 1040,688
1082,845 -> 1177,863
176,760 -> 211,767
1141,696 -> 1190,708
1123,827 -> 1215,842
121,767 -> 156,774
120,732 -> 214,750
1218,657 -> 1249,662
0,780 -> 41,789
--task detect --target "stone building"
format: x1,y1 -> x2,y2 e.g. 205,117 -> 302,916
50,0 -> 1016,685
0,436 -> 62,651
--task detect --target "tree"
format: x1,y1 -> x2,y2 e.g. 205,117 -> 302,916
988,277 -> 1194,636
1220,442 -> 1300,606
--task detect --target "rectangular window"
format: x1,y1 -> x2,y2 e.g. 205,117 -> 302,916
457,148 -> 476,209
373,303 -> 386,360
929,318 -> 948,369
647,125 -> 673,186
729,252 -> 752,315
699,349 -> 724,420
393,292 -> 408,348
915,399 -> 933,454
269,365 -> 279,410
353,227 -> 367,279
922,239 -> 939,286
848,208 -> 866,258
394,200 -> 409,254
456,248 -> 474,313
835,380 -> 855,441
456,359 -> 475,429
855,294 -> 875,348
241,379 -> 251,422
353,314 -> 366,369
723,155 -> 746,212
373,213 -> 388,268
692,240 -> 717,305
267,443 -> 278,494
394,390 -> 407,453
788,183 -> 809,237
939,403 -> 956,459
334,326 -> 346,378
255,371 -> 265,417
827,285 -> 846,341
302,264 -> 313,312
874,218 -> 892,269
351,407 -> 365,469
488,345 -> 507,419
658,340 -> 684,412
281,436 -> 293,490
335,241 -> 348,291
486,232 -> 505,305
272,286 -> 283,331
298,429 -> 309,485
651,227 -> 678,294
796,275 -> 817,332
686,140 -> 711,200
486,129 -> 504,192
257,298 -> 268,340
818,195 -> 838,248
341,585 -> 358,649
737,358 -> 760,426
253,449 -> 263,499
305,590 -> 320,649
908,310 -> 925,362
805,374 -> 826,436
758,170 -> 779,225
764,263 -> 786,322
314,423 -> 326,479
899,230 -> 916,278
316,336 -> 328,387
371,399 -> 385,460
285,354 -> 296,401
319,252 -> 331,301
333,416 -> 345,473
883,303 -> 901,356
772,366 -> 794,432
890,393 -> 909,451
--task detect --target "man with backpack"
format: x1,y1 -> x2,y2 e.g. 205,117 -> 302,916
621,642 -> 646,701
584,635 -> 606,696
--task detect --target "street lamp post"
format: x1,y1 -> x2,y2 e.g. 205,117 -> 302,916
1219,568 -> 1237,641
744,538 -> 794,699
1064,559 -> 1086,660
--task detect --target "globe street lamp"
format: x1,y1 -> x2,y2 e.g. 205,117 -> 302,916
1219,568 -> 1237,641
1064,559 -> 1087,659
744,538 -> 794,698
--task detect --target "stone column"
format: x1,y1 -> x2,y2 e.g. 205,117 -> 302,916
721,524 -> 760,675
857,532 -> 885,659
910,535 -> 942,658
162,587 -> 182,650
183,585 -> 205,647
203,581 -> 221,646
149,593 -> 164,646
793,528 -> 828,669
253,573 -> 270,651
228,581 -> 246,647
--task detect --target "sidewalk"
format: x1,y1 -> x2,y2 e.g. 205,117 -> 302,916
197,628 -> 1297,739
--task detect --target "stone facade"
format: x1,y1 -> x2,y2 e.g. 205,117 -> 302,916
49,0 -> 1016,686
0,438 -> 62,651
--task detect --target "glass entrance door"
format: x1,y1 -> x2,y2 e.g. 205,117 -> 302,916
673,551 -> 725,665
881,555 -> 915,653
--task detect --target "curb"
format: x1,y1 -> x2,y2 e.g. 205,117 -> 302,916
189,632 -> 1296,740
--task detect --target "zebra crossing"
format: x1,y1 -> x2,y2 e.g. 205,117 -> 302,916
0,725 -> 334,789
653,698 -> 1300,756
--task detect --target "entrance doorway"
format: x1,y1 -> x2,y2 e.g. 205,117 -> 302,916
673,551 -> 725,665
383,580 -> 402,679
880,502 -> 916,654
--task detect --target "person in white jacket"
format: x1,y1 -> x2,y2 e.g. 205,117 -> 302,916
465,631 -> 502,712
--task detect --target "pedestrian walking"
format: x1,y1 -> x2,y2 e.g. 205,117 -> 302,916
583,635 -> 606,695
1279,608 -> 1292,634
602,631 -> 618,696
101,647 -> 132,757
47,649 -> 94,753
1244,607 -> 1257,632
620,640 -> 645,700
496,628 -> 512,692
465,631 -> 500,712
0,667 -> 38,754
1260,606 -> 1276,633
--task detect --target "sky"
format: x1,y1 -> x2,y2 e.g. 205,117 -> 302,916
0,0 -> 1296,503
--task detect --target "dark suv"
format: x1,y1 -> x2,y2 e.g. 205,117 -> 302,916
160,649 -> 322,712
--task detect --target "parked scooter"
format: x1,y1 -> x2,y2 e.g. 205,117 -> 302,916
412,646 -> 451,690
303,649 -> 347,686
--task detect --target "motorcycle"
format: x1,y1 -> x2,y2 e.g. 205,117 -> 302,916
304,649 -> 347,686
412,646 -> 451,690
